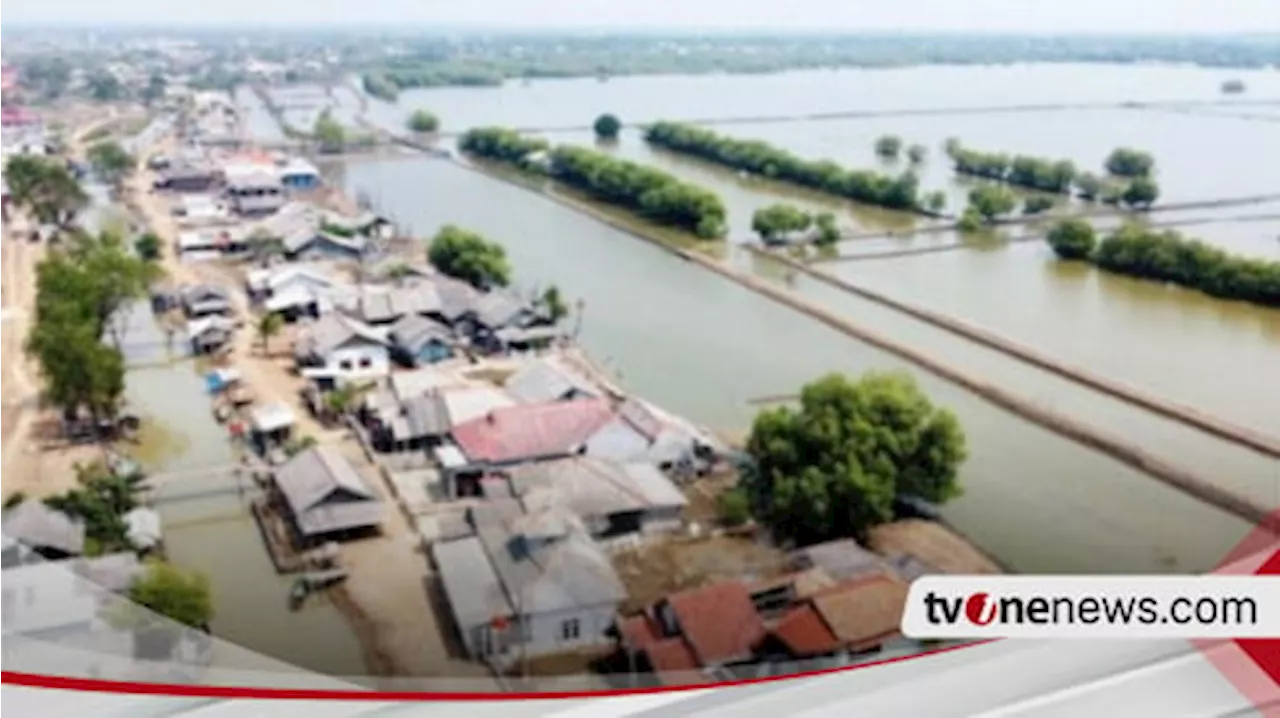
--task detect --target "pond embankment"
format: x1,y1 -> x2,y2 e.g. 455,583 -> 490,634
447,153 -> 1280,532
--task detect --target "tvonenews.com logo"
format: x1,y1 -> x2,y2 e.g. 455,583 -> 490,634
900,577 -> 1280,639
923,590 -> 1257,627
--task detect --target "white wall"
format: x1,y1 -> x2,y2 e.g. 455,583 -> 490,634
523,603 -> 620,657
323,344 -> 390,382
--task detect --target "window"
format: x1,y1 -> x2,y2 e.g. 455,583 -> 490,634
560,618 -> 581,641
339,360 -> 353,371
358,357 -> 372,369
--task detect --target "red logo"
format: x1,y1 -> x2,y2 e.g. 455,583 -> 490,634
965,592 -> 998,625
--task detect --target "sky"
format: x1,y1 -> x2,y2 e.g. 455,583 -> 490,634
3,0 -> 1280,34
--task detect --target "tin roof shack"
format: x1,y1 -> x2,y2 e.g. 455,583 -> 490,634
225,166 -> 286,217
503,357 -> 598,405
1,500 -> 86,563
155,162 -> 218,193
293,313 -> 391,388
247,402 -> 297,453
272,446 -> 385,544
430,502 -> 627,664
185,315 -> 236,355
498,457 -> 687,544
388,314 -> 455,368
181,284 -> 233,319
786,539 -> 898,583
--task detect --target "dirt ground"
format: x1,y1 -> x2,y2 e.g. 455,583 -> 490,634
613,534 -> 788,614
1,110 -> 143,502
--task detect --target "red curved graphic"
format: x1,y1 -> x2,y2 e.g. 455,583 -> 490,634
1,641 -> 986,701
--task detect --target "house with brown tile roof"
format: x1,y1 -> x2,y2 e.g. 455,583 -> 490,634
766,573 -> 910,659
616,579 -> 768,685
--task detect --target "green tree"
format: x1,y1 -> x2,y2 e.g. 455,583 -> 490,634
593,113 -> 622,141
1023,196 -> 1056,215
813,212 -> 841,246
751,203 -> 813,244
134,232 -> 163,261
427,225 -> 512,289
906,144 -> 928,164
406,109 -> 440,133
87,141 -> 136,188
743,372 -> 966,545
966,185 -> 1019,223
1121,176 -> 1160,210
718,489 -> 751,527
1105,147 -> 1156,178
539,285 -> 569,323
924,190 -> 948,213
943,137 -> 963,158
313,110 -> 346,153
956,208 -> 985,233
4,155 -> 89,228
874,135 -> 903,159
43,461 -> 144,553
1074,172 -> 1104,201
128,561 -> 214,629
87,72 -> 124,102
257,312 -> 284,354
1046,218 -> 1098,261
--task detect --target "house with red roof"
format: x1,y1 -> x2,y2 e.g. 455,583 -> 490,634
615,569 -> 914,685
445,398 -> 615,498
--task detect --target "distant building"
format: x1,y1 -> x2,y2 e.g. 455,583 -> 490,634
180,284 -> 233,318
224,167 -> 286,216
278,157 -> 322,191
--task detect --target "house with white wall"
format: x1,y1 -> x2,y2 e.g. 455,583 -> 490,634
292,313 -> 390,388
430,501 -> 627,663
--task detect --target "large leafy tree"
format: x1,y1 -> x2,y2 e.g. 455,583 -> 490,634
4,155 -> 89,228
751,203 -> 812,243
87,141 -> 136,188
1046,218 -> 1098,261
427,224 -> 512,290
966,184 -> 1019,223
743,372 -> 967,545
593,113 -> 622,141
407,109 -> 440,133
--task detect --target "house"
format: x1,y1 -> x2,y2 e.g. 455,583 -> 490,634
272,446 -> 385,543
284,229 -> 368,262
766,573 -> 910,660
185,315 -> 235,355
494,326 -> 562,353
278,157 -> 321,191
446,398 -> 616,497
1,500 -> 86,562
225,167 -> 286,216
498,456 -> 687,541
321,209 -> 393,240
434,276 -> 481,326
371,389 -> 452,452
246,401 -> 297,452
293,313 -> 390,387
617,580 -> 767,685
156,162 -> 218,192
181,284 -> 233,318
388,314 -> 455,367
430,502 -> 627,661
246,265 -> 340,320
353,284 -> 442,326
174,194 -> 229,226
503,356 -> 598,405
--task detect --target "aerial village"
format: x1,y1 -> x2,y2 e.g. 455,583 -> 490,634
1,74 -> 1000,688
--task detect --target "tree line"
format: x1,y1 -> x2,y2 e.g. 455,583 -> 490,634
947,141 -> 1160,210
1047,219 -> 1280,308
643,121 -> 923,214
459,127 -> 729,239
751,203 -> 840,246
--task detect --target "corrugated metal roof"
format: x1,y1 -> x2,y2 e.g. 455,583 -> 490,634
389,314 -> 452,355
297,313 -> 387,358
508,457 -> 687,520
473,290 -> 528,329
452,398 -> 615,465
432,536 -> 513,629
504,357 -> 598,405
273,446 -> 383,536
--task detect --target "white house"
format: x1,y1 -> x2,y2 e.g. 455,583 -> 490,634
431,501 -> 627,662
293,313 -> 391,387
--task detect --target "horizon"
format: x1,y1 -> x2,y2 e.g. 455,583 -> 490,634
3,0 -> 1279,35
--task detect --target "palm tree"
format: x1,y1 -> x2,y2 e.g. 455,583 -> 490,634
322,381 -> 374,422
257,313 -> 284,355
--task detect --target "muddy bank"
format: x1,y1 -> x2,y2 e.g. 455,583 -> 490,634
451,156 -> 1278,531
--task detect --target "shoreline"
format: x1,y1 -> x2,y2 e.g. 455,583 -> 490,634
443,153 -> 1279,534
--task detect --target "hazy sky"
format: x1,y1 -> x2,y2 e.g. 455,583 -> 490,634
4,0 -> 1279,33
